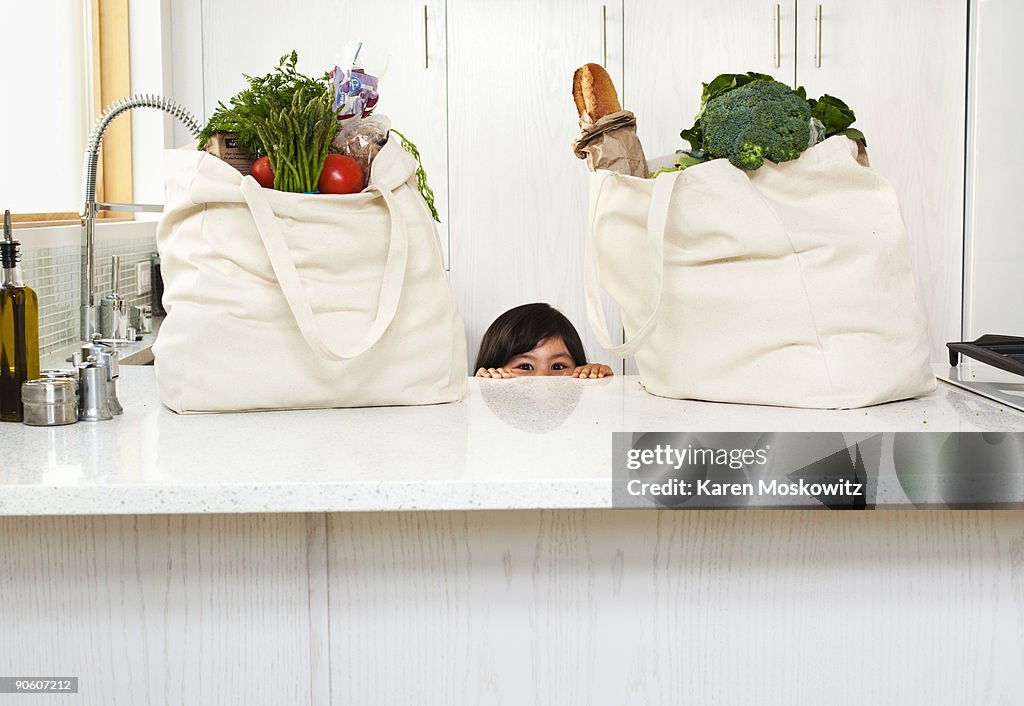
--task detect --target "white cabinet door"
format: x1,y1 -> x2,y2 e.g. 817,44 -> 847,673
198,0 -> 451,265
621,0 -> 796,374
448,0 -> 624,370
796,0 -> 967,361
624,0 -> 797,160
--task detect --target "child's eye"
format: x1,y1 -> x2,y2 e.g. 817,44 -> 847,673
552,363 -> 568,370
516,364 -> 534,371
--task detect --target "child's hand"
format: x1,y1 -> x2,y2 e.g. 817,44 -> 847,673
476,367 -> 516,379
572,363 -> 614,379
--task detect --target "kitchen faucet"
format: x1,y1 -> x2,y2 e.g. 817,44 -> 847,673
80,94 -> 201,341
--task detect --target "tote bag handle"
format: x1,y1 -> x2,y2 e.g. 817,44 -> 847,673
584,169 -> 682,358
239,176 -> 409,362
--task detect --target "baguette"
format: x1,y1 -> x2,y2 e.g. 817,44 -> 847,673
572,63 -> 622,121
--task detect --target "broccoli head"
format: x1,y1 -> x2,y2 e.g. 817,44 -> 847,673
700,78 -> 811,170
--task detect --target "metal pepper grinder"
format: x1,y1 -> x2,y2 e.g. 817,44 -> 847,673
78,356 -> 112,422
99,255 -> 128,340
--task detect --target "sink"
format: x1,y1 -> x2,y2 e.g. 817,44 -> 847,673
114,317 -> 162,366
40,319 -> 162,370
119,346 -> 155,366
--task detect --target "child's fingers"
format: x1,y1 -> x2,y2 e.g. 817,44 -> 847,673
573,364 -> 614,379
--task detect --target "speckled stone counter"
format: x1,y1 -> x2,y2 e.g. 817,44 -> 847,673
2,365 -> 1022,516
4,373 -> 1024,705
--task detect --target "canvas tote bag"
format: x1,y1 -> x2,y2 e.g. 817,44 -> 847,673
585,135 -> 935,409
154,136 -> 467,413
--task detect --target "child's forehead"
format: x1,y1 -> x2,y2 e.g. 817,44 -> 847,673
516,336 -> 572,356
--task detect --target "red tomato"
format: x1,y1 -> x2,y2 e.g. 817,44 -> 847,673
318,154 -> 364,194
250,156 -> 275,189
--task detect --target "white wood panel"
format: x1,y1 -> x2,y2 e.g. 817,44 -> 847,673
305,513 -> 332,706
624,0 -> 797,161
198,0 -> 451,264
447,0 -> 624,371
2,510 -> 1023,703
0,514 -> 319,706
795,0 -> 967,361
328,509 -> 1024,705
327,512 -> 474,703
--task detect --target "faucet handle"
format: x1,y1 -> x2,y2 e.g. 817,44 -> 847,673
110,255 -> 120,294
96,202 -> 164,213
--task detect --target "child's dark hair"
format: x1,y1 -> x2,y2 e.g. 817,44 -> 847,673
475,303 -> 587,371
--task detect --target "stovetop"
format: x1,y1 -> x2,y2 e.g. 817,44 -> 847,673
939,360 -> 1024,414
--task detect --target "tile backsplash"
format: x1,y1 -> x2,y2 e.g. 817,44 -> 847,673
20,226 -> 158,354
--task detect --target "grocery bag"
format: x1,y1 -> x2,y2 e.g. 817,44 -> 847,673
585,135 -> 935,409
154,136 -> 467,413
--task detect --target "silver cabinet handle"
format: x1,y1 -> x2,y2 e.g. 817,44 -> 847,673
424,5 -> 429,69
602,5 -> 608,67
815,4 -> 823,68
774,4 -> 781,68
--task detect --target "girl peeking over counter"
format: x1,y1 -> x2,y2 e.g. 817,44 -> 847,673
475,303 -> 614,379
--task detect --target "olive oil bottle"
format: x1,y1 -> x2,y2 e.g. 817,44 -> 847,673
0,210 -> 39,422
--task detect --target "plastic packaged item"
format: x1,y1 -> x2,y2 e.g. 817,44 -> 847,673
332,114 -> 392,185
326,42 -> 391,186
330,42 -> 388,132
808,117 -> 827,147
334,67 -> 380,120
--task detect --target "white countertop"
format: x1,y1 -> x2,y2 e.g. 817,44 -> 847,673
1,365 -> 1022,516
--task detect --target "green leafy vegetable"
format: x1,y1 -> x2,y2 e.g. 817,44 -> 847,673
257,84 -> 338,193
199,105 -> 260,156
808,94 -> 866,144
198,51 -> 340,193
390,129 -> 440,223
701,78 -> 811,170
680,71 -> 775,152
675,71 -> 866,173
649,152 -> 706,178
